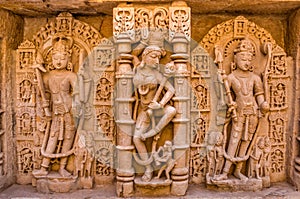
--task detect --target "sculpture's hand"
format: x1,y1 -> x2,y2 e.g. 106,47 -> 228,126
148,101 -> 163,110
227,101 -> 237,120
72,101 -> 82,118
31,63 -> 47,73
140,134 -> 146,141
260,101 -> 270,115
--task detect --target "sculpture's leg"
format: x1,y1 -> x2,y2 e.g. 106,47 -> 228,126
133,111 -> 152,181
215,121 -> 242,180
59,114 -> 75,177
143,106 -> 176,139
234,115 -> 258,180
165,160 -> 176,181
156,165 -> 167,179
33,127 -> 59,176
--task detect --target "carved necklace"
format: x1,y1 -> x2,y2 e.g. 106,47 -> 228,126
233,72 -> 251,96
239,78 -> 251,96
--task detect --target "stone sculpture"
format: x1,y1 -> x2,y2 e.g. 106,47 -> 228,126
214,38 -> 270,182
132,44 -> 176,182
153,140 -> 176,182
206,131 -> 224,180
248,137 -> 265,179
9,8 -> 291,197
32,34 -> 80,178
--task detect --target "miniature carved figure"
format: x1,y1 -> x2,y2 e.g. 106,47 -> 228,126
248,137 -> 265,179
206,132 -> 216,177
214,132 -> 224,175
261,136 -> 271,177
21,80 -> 32,103
214,38 -> 269,181
32,34 -> 80,177
74,133 -> 88,177
153,140 -> 176,182
83,132 -> 94,178
21,113 -> 32,135
132,45 -> 176,182
206,131 -> 224,178
96,78 -> 111,102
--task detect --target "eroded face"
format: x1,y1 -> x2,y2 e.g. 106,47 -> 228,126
52,51 -> 68,70
235,51 -> 253,71
144,51 -> 161,68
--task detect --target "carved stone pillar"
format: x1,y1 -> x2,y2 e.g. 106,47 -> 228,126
169,2 -> 190,195
114,7 -> 135,197
115,53 -> 135,197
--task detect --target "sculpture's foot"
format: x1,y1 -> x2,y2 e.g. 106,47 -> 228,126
213,173 -> 228,181
32,168 -> 48,177
59,168 -> 72,178
233,170 -> 248,181
142,169 -> 153,182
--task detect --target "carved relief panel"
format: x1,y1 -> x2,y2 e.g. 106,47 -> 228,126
10,3 -> 294,197
15,12 -> 117,191
197,16 -> 289,190
113,2 -> 191,197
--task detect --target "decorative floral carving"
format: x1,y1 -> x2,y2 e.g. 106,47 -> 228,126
113,7 -> 135,40
169,7 -> 190,40
17,142 -> 34,174
95,142 -> 113,176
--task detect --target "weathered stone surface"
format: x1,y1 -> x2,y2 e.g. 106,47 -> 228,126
289,9 -> 300,190
0,0 -> 300,198
0,9 -> 24,192
0,0 -> 300,16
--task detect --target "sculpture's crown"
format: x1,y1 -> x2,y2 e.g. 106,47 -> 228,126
52,34 -> 73,53
234,37 -> 254,55
147,29 -> 165,48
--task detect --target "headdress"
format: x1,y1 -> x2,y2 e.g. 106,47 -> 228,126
234,37 -> 255,55
52,34 -> 73,53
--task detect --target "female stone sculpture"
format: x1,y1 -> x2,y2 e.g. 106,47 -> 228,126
132,45 -> 176,182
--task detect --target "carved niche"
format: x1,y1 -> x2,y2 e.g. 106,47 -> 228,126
191,16 -> 290,191
15,12 -> 115,191
113,1 -> 191,197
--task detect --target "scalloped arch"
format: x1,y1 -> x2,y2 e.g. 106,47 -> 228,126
200,16 -> 276,52
32,12 -> 103,54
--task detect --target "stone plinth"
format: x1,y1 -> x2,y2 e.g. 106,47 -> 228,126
134,177 -> 172,197
33,172 -> 77,193
207,177 -> 263,192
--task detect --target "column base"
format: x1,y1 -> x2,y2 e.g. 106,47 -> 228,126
134,176 -> 172,197
171,179 -> 188,196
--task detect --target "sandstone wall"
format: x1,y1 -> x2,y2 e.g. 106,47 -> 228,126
0,9 -> 24,191
288,9 -> 300,189
1,1 -> 300,191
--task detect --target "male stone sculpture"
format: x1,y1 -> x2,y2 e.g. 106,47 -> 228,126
215,38 -> 269,181
33,34 -> 80,177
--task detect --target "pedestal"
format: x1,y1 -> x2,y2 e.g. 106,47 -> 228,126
34,172 -> 77,193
